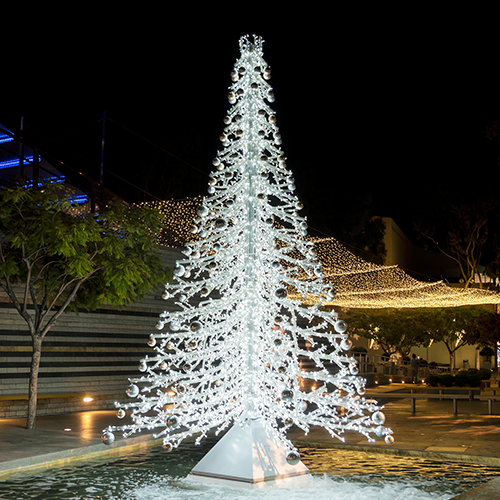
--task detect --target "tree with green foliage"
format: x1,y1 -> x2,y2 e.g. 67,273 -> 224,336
0,181 -> 166,429
467,309 -> 500,370
348,308 -> 430,359
419,306 -> 486,371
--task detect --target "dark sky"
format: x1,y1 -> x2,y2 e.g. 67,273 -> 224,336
2,20 -> 499,241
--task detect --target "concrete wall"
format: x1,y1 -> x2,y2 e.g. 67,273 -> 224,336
0,246 -> 183,418
382,217 -> 461,281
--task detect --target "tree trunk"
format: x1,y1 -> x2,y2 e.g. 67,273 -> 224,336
26,335 -> 42,430
449,351 -> 455,372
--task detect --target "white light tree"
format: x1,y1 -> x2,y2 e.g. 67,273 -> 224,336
103,34 -> 393,471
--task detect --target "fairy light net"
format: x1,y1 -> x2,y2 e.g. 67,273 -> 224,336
141,200 -> 500,309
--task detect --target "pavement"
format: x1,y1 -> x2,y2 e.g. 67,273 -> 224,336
1,383 -> 500,497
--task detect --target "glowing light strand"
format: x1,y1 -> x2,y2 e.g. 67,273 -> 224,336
102,35 -> 394,459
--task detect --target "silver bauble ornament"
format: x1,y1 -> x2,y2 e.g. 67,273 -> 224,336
126,384 -> 139,398
166,415 -> 178,427
340,338 -> 352,350
190,321 -> 202,332
286,450 -> 300,466
173,264 -> 185,277
102,431 -> 115,445
335,320 -> 348,333
372,411 -> 386,426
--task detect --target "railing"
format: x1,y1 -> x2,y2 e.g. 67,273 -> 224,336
351,353 -> 452,377
366,390 -> 498,415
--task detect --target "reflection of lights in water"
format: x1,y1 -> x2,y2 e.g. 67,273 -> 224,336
2,444 -> 498,499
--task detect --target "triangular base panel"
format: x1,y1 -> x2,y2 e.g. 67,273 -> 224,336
188,417 -> 310,489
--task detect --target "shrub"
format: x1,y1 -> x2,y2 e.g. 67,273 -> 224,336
466,373 -> 482,387
440,374 -> 454,387
478,369 -> 492,380
455,372 -> 468,387
425,374 -> 441,387
480,346 -> 496,357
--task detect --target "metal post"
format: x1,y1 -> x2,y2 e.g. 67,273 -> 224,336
453,398 -> 458,415
411,397 -> 416,414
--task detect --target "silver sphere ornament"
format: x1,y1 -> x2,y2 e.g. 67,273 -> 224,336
116,409 -> 126,419
147,336 -> 156,347
286,450 -> 301,466
281,389 -> 293,401
170,320 -> 181,331
190,321 -> 202,332
197,205 -> 209,217
349,363 -> 359,375
340,338 -> 352,351
385,434 -> 395,445
161,291 -> 170,300
372,411 -> 386,426
335,320 -> 348,333
102,431 -> 115,445
126,384 -> 139,398
297,400 -> 308,412
173,264 -> 185,277
163,442 -> 174,452
166,415 -> 178,427
375,425 -> 385,438
138,361 -> 147,372
215,218 -> 227,229
275,288 -> 287,299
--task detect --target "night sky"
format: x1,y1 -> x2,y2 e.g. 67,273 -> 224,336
3,19 -> 499,244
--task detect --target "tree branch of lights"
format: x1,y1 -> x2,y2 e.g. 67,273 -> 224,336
102,35 -> 394,472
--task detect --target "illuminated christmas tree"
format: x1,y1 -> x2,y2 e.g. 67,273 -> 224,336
102,34 -> 393,481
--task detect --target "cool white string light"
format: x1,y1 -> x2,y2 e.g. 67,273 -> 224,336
102,34 -> 394,462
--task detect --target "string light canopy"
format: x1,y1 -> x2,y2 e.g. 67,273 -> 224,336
103,34 -> 394,470
139,200 -> 500,309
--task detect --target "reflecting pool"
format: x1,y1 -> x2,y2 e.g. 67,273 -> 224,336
1,440 -> 499,500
